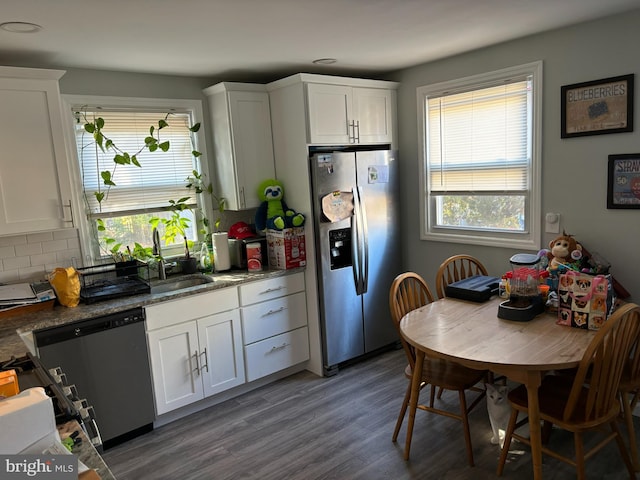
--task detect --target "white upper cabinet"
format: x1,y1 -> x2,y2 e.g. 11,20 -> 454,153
204,83 -> 276,210
306,83 -> 395,145
0,67 -> 74,235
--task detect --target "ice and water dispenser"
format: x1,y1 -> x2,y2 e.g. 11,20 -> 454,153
329,228 -> 352,270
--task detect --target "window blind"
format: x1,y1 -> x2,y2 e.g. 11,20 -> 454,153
75,110 -> 196,216
428,79 -> 531,193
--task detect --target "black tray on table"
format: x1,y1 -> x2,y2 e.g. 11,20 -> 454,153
445,275 -> 500,303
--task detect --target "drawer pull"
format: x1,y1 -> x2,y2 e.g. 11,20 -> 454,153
262,286 -> 284,294
269,342 -> 289,353
263,306 -> 286,317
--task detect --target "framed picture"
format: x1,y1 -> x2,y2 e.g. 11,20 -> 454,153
607,154 -> 640,209
561,74 -> 634,138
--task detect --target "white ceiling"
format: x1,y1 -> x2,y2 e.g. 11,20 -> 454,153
2,0 -> 639,82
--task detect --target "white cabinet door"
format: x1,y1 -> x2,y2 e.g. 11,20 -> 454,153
0,69 -> 73,235
353,88 -> 394,144
205,83 -> 276,210
147,321 -> 203,416
306,83 -> 352,144
146,287 -> 244,415
198,309 -> 245,397
306,83 -> 394,145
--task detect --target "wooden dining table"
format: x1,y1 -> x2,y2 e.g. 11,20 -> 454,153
399,296 -> 596,480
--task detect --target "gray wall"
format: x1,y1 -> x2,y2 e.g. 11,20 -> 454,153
7,10 -> 639,299
389,9 -> 640,301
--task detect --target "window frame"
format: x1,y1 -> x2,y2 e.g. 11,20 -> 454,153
62,95 -> 212,264
417,61 -> 543,250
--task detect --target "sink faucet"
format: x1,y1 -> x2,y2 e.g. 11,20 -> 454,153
152,228 -> 167,280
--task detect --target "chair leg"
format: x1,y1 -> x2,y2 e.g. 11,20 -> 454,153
437,386 -> 444,400
393,383 -> 411,442
429,384 -> 436,408
496,408 -> 519,476
621,391 -> 640,471
458,390 -> 474,467
610,419 -> 637,477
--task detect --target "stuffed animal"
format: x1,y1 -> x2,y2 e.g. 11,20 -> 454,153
547,231 -> 582,269
255,179 -> 305,232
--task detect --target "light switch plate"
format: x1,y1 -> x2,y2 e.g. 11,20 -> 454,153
545,212 -> 560,233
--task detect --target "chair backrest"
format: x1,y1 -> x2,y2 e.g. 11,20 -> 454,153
389,272 -> 435,370
435,254 -> 488,299
563,303 -> 640,423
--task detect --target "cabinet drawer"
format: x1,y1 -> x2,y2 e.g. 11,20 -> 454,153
241,292 -> 306,344
239,272 -> 304,306
146,287 -> 239,331
244,327 -> 309,382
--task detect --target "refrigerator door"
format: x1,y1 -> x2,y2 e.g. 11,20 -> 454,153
311,152 -> 364,371
356,150 -> 401,353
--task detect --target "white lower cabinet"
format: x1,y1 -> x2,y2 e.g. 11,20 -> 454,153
146,288 -> 244,415
240,272 -> 310,382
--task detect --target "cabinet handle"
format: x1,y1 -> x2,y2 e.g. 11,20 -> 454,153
269,342 -> 289,353
262,286 -> 284,294
354,120 -> 360,143
348,120 -> 356,143
240,187 -> 246,209
263,306 -> 286,317
63,200 -> 75,226
200,348 -> 209,373
192,350 -> 200,376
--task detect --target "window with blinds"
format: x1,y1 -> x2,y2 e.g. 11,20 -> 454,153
418,62 -> 542,248
73,107 -> 199,257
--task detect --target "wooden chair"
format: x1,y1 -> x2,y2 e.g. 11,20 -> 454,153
435,254 -> 488,299
389,272 -> 487,466
496,303 -> 640,479
619,332 -> 640,471
434,254 -> 499,390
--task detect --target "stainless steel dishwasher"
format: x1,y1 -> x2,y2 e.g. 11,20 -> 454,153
33,307 -> 154,450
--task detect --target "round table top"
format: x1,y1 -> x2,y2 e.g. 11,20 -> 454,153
400,297 -> 597,372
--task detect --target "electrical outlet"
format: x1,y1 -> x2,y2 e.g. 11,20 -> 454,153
545,212 -> 560,234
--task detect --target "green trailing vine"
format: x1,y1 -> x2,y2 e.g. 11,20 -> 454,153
76,107 -> 221,262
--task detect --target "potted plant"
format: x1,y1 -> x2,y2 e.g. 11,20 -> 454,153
151,197 -> 198,274
77,108 -> 223,273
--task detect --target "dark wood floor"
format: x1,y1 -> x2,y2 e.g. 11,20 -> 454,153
102,349 -> 638,479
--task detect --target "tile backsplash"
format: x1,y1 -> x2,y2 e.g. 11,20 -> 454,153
0,229 -> 82,284
0,210 -> 258,285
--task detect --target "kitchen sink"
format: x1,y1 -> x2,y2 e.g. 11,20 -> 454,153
150,274 -> 215,294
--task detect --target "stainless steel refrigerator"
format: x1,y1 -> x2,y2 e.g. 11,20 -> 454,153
310,148 -> 401,375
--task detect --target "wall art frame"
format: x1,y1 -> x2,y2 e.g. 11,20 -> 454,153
561,74 -> 634,138
607,153 -> 640,209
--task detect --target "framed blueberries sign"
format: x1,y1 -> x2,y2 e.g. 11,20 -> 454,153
561,74 -> 634,138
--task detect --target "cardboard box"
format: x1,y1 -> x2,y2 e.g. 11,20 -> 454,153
266,228 -> 306,270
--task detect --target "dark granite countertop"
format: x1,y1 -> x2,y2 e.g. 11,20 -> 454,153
58,420 -> 116,480
0,268 -> 304,359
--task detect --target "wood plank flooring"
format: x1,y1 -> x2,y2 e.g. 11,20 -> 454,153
102,349 -> 638,479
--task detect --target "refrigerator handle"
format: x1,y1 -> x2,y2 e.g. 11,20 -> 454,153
351,187 -> 361,294
358,185 -> 369,294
